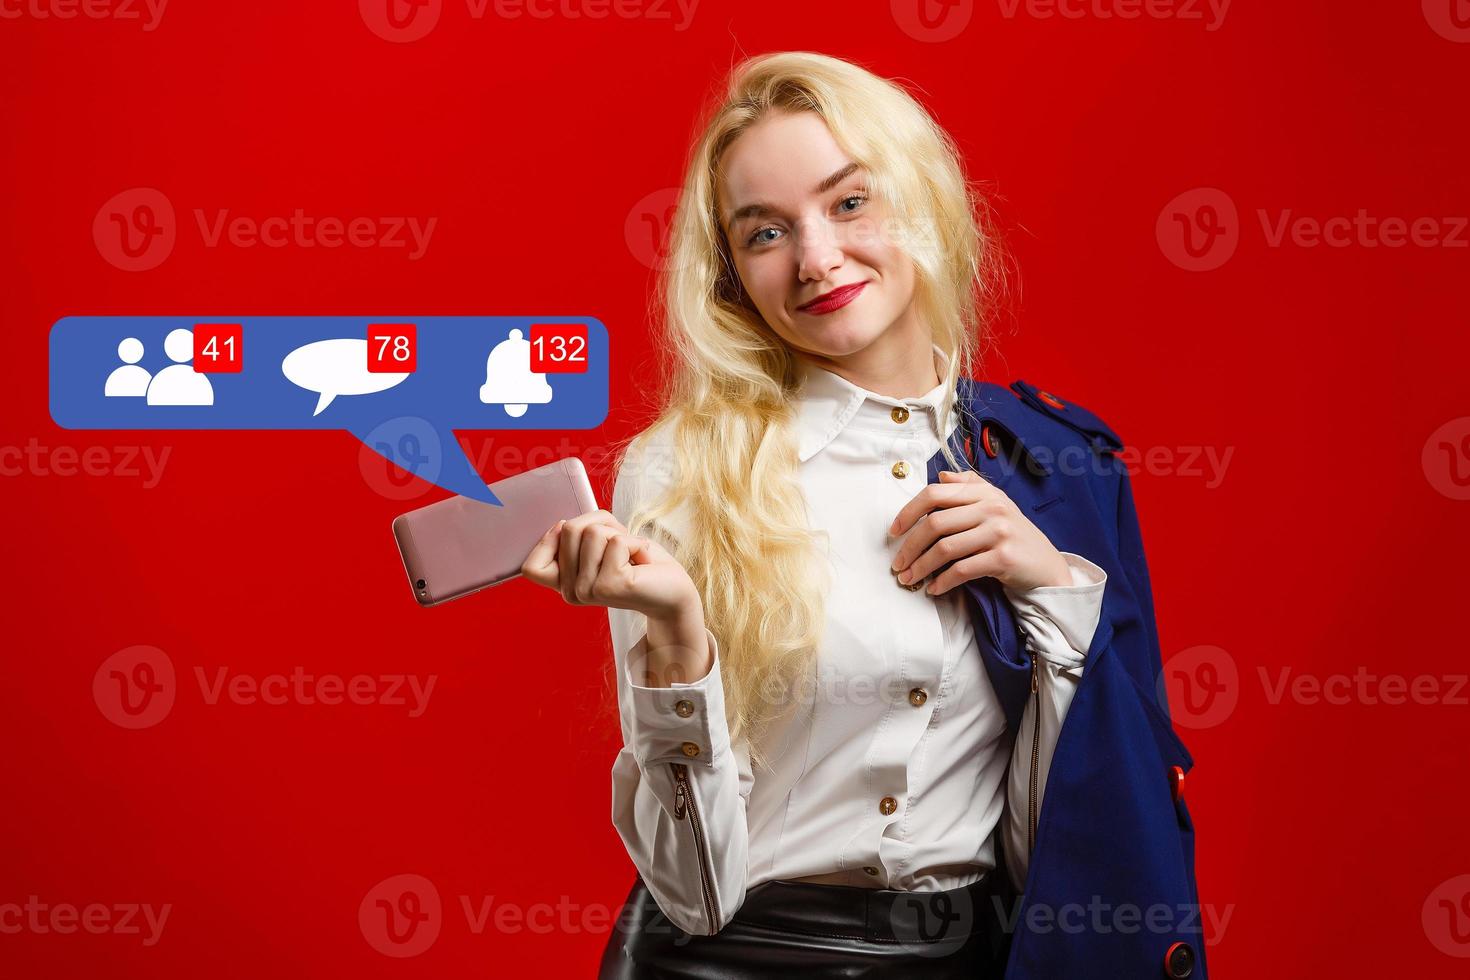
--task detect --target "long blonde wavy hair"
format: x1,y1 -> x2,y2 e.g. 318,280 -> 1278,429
614,51 -> 1004,769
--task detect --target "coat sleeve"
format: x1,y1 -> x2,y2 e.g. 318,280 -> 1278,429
606,442 -> 755,936
1000,384 -> 1208,979
1000,552 -> 1107,893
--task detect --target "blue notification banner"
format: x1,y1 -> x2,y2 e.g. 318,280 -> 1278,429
48,316 -> 611,505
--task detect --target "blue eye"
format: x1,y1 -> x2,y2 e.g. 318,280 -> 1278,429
745,192 -> 869,249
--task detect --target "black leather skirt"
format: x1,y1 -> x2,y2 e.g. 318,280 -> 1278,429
598,871 -> 1013,979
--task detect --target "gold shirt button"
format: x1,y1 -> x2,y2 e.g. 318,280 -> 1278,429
891,460 -> 910,479
674,699 -> 695,718
890,406 -> 910,424
863,866 -> 880,876
680,742 -> 701,757
879,796 -> 898,815
908,688 -> 928,707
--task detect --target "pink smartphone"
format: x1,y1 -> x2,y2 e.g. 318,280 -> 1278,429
392,456 -> 599,607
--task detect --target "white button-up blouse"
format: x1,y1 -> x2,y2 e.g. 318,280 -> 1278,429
607,344 -> 1108,936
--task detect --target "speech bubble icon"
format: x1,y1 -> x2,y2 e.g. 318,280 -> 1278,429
282,338 -> 410,416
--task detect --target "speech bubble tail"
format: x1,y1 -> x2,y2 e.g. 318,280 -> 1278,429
431,426 -> 504,506
347,416 -> 503,506
313,392 -> 336,416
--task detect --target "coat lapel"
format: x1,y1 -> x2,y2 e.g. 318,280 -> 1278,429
924,377 -> 1052,734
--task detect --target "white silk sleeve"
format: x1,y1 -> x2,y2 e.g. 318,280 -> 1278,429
1000,551 -> 1108,892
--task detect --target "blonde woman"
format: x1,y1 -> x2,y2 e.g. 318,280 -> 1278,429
522,52 -> 1203,980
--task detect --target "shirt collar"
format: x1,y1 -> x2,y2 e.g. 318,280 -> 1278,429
793,343 -> 952,463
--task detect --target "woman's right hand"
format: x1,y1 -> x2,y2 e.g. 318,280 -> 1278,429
520,510 -> 712,685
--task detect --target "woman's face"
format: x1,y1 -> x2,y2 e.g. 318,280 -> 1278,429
716,110 -> 919,362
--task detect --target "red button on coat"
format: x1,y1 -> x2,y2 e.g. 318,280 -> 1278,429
1169,765 -> 1185,803
981,424 -> 999,459
1038,390 -> 1066,410
1164,940 -> 1196,978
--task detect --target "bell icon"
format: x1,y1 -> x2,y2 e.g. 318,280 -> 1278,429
479,328 -> 554,417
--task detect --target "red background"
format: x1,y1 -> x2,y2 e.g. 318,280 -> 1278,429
3,0 -> 1467,975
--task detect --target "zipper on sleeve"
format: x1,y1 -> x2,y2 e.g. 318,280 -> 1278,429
671,763 -> 721,933
1028,653 -> 1040,855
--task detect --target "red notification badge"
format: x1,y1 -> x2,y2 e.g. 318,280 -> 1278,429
529,323 -> 588,373
368,324 -> 417,373
193,323 -> 242,373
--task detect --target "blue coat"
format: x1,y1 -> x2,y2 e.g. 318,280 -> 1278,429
934,376 -> 1205,979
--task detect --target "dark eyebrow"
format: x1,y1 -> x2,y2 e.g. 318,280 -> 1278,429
724,162 -> 863,231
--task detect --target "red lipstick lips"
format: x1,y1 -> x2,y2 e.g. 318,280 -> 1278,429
797,281 -> 868,315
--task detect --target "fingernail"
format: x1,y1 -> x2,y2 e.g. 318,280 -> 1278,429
898,569 -> 911,584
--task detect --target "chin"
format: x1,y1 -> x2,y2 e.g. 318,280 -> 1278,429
786,328 -> 867,359
804,320 -> 892,356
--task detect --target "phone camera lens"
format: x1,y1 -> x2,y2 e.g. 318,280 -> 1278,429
415,579 -> 426,590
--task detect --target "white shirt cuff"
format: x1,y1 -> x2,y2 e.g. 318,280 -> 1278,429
623,627 -> 731,770
1001,552 -> 1107,667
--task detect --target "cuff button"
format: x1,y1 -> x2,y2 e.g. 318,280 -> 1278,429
674,699 -> 695,718
680,741 -> 701,758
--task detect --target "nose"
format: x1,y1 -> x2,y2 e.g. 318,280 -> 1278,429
795,219 -> 844,284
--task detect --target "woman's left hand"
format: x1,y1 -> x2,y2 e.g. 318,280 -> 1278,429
889,470 -> 1072,595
